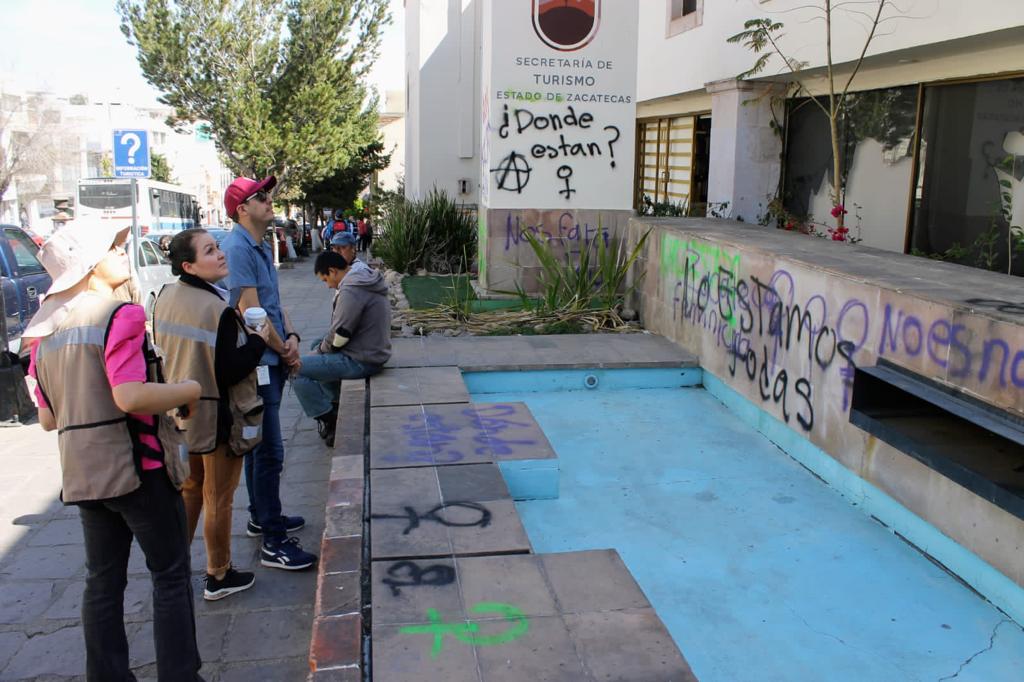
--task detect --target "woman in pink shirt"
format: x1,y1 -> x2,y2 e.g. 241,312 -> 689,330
26,218 -> 205,681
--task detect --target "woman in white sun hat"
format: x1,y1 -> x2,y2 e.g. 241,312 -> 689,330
25,217 -> 205,681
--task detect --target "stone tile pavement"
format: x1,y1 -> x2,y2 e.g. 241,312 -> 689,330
0,260 -> 338,681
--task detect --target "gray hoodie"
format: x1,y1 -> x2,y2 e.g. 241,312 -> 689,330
319,261 -> 392,365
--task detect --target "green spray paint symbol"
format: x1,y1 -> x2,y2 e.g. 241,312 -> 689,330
399,602 -> 529,658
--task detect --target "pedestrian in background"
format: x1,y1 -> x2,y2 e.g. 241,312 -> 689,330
156,228 -> 270,600
25,218 -> 204,681
219,176 -> 317,571
357,215 -> 369,253
330,231 -> 360,267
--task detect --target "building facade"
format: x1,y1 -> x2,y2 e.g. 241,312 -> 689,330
404,1 -> 1024,262
0,90 -> 231,234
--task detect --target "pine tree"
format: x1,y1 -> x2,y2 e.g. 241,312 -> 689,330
117,0 -> 390,197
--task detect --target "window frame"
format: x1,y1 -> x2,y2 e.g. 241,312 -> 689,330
666,0 -> 703,37
3,228 -> 46,275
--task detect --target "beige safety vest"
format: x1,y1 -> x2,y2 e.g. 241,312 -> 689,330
154,280 -> 262,455
34,293 -> 189,503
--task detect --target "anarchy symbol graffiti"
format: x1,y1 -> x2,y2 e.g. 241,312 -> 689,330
491,152 -> 532,194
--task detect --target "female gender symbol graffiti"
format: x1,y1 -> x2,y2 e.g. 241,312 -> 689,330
557,165 -> 576,199
399,602 -> 530,658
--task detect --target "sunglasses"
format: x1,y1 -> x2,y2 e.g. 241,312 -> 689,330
244,190 -> 271,204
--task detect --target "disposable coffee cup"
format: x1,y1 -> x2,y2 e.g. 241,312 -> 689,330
243,307 -> 268,331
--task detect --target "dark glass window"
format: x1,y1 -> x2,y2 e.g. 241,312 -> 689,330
909,77 -> 1024,274
79,182 -> 133,210
782,86 -> 918,251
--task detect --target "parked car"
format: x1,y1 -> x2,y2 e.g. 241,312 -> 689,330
0,225 -> 52,364
134,237 -> 177,320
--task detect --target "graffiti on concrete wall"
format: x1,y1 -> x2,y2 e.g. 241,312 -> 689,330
491,104 -> 621,203
663,233 -> 1024,431
503,211 -> 610,255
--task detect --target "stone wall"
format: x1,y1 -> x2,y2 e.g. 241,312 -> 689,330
625,216 -> 1024,590
478,208 -> 633,292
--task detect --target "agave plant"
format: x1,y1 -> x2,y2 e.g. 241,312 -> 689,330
375,188 -> 477,274
511,222 -> 651,313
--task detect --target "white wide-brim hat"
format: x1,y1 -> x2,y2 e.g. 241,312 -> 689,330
22,218 -> 130,339
41,217 -> 130,296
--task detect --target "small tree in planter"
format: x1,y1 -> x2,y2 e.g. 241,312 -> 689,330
728,0 -> 907,242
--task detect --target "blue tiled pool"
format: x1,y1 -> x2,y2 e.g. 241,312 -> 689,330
467,370 -> 1024,682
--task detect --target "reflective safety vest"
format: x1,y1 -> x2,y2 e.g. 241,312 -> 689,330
34,293 -> 188,503
154,280 -> 262,455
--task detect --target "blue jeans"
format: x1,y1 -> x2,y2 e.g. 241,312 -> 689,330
244,363 -> 286,542
292,351 -> 380,418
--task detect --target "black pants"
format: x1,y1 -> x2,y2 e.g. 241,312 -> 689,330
78,469 -> 203,681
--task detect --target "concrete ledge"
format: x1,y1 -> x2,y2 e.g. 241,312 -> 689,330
498,459 -> 560,500
309,379 -> 367,677
386,334 -> 699,371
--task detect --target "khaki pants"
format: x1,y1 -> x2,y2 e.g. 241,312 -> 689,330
182,446 -> 244,579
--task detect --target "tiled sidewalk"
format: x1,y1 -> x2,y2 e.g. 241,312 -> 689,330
0,261 -> 336,681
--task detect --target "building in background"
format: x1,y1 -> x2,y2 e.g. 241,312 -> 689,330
403,0 -> 1024,262
404,0 -> 480,206
636,0 -> 1024,263
0,90 -> 231,234
375,89 -> 406,192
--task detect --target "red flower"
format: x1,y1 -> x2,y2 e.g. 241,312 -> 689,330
830,204 -> 848,218
785,221 -> 795,231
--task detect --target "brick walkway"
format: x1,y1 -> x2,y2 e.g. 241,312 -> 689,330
0,261 -> 334,681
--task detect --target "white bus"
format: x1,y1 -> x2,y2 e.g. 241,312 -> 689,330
77,177 -> 200,237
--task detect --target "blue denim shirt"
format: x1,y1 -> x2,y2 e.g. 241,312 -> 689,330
221,223 -> 284,366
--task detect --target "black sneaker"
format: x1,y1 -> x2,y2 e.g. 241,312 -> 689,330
260,536 -> 317,571
316,409 -> 338,447
204,568 -> 255,601
246,515 -> 305,537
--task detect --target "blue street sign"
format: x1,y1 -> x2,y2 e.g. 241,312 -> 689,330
113,129 -> 150,178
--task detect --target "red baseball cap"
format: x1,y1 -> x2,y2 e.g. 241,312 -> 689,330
224,175 -> 277,219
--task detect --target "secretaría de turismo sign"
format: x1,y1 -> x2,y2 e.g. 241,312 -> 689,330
480,0 -> 638,210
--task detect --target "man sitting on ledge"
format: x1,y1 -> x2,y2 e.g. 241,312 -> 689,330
292,251 -> 391,445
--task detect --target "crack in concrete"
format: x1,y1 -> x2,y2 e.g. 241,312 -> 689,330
790,609 -> 921,680
792,611 -> 847,646
937,619 -> 1011,681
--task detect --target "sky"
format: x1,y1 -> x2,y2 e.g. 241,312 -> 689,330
0,0 -> 405,106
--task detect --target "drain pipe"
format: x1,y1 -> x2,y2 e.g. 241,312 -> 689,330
361,380 -> 373,681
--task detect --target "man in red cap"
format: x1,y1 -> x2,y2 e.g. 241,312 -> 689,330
219,176 -> 317,570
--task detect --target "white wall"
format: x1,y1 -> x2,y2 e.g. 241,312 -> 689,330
638,0 -> 1024,102
378,90 -> 406,192
404,0 -> 481,203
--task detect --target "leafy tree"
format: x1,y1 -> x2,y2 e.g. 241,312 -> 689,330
728,1 -> 909,239
150,152 -> 175,183
117,0 -> 390,196
302,140 -> 390,225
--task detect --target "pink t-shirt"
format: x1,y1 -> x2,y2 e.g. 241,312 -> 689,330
30,304 -> 163,470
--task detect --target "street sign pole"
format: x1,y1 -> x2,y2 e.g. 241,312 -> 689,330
130,178 -> 141,278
